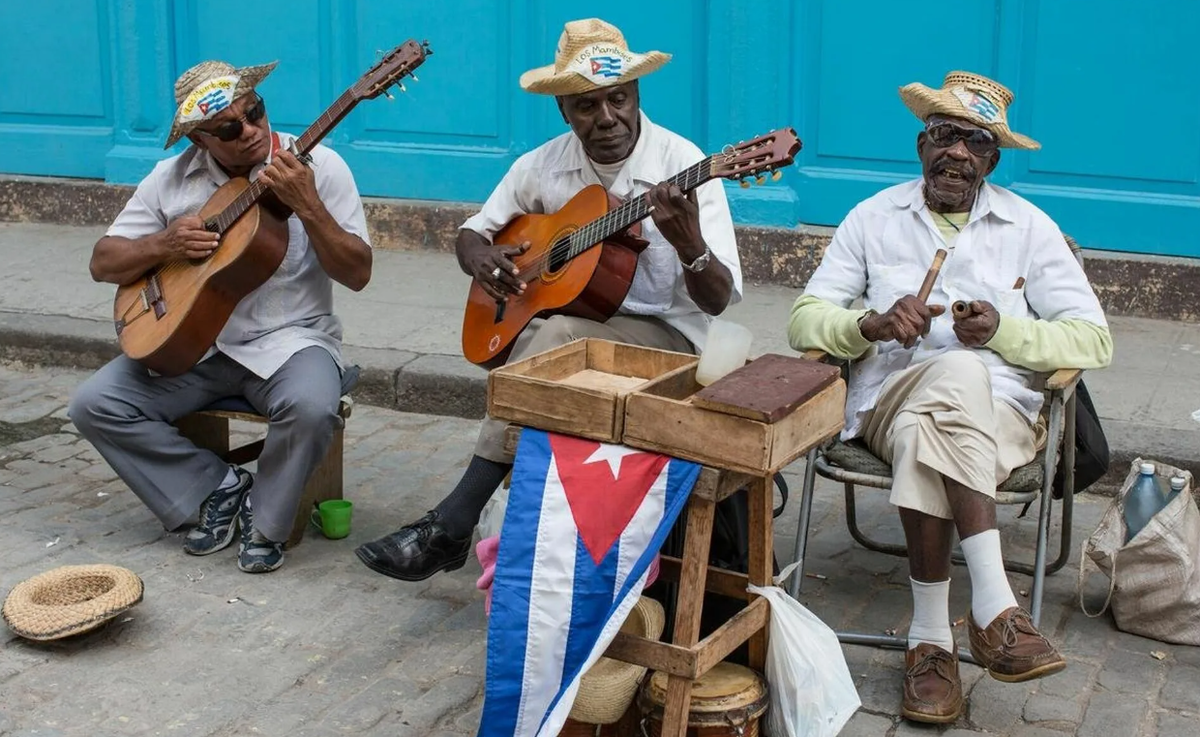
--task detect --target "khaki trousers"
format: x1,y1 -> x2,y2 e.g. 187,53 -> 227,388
474,314 -> 694,463
860,351 -> 1040,520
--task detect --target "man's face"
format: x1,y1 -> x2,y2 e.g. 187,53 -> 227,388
917,115 -> 1000,213
190,93 -> 271,171
557,81 -> 640,164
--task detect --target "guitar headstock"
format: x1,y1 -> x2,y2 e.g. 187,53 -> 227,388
710,128 -> 802,186
354,40 -> 432,101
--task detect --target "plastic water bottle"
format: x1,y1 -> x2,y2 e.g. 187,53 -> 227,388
1124,463 -> 1164,542
1164,476 -> 1187,506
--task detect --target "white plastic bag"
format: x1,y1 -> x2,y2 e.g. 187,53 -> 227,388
749,567 -> 860,737
475,483 -> 510,540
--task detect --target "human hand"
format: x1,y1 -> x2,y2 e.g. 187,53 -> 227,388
860,295 -> 946,348
952,300 -> 1000,347
465,240 -> 530,301
257,151 -> 321,218
162,215 -> 219,260
647,183 -> 704,261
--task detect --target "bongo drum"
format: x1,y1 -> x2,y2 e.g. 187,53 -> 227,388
637,662 -> 769,737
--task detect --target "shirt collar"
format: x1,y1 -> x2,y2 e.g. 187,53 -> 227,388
889,178 -> 1016,224
549,111 -> 665,186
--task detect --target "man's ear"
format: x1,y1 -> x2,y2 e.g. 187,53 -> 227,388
187,134 -> 207,151
555,97 -> 569,125
986,149 -> 1001,176
916,130 -> 927,159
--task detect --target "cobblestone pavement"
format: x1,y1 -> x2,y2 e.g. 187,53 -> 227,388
1,361 -> 1197,737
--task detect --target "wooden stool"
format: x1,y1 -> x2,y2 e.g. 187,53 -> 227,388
174,367 -> 359,548
502,429 -> 774,737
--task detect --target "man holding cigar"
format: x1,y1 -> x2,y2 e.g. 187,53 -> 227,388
788,72 -> 1111,723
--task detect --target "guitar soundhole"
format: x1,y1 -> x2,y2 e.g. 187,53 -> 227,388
547,237 -> 571,273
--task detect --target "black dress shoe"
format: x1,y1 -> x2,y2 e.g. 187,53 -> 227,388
355,511 -> 471,581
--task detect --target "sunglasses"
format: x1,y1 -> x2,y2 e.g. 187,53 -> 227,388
925,122 -> 997,156
194,95 -> 266,142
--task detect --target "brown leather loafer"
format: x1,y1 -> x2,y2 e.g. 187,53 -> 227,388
968,606 -> 1067,683
902,643 -> 963,724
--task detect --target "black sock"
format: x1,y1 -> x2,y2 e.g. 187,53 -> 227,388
434,455 -> 512,538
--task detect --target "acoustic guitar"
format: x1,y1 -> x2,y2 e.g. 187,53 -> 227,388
113,40 -> 431,377
461,128 -> 802,368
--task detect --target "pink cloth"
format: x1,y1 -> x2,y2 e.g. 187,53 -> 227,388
476,535 -> 660,616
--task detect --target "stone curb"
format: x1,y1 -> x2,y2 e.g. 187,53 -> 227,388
2,310 -> 1197,493
4,175 -> 1200,322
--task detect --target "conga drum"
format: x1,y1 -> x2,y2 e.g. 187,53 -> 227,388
637,662 -> 769,737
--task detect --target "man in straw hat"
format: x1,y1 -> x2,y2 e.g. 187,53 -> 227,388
69,59 -> 372,573
356,18 -> 742,582
788,71 -> 1112,723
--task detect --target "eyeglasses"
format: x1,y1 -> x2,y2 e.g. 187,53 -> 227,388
925,122 -> 997,156
194,95 -> 266,142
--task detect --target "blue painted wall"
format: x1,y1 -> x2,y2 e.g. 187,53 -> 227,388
1,1 -> 1197,258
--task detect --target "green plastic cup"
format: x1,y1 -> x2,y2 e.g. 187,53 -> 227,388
311,499 -> 353,539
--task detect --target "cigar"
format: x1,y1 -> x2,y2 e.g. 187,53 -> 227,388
916,249 -> 948,302
952,300 -> 972,320
1013,276 -> 1025,289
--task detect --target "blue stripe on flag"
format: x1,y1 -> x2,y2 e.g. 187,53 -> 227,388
481,428 -> 553,737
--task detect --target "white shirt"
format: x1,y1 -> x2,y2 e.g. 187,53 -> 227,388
805,179 -> 1107,438
461,112 -> 743,350
107,131 -> 370,378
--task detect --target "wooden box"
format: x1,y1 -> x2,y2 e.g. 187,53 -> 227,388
487,339 -> 699,443
623,363 -> 846,475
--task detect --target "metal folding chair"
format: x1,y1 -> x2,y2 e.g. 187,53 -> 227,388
787,239 -> 1088,649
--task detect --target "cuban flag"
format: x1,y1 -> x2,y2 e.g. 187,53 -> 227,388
479,429 -> 699,737
589,55 -> 623,79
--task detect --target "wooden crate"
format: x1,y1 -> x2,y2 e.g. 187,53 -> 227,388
623,363 -> 846,475
487,338 -> 699,443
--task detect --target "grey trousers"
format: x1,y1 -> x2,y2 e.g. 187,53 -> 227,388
68,347 -> 342,542
473,314 -> 695,463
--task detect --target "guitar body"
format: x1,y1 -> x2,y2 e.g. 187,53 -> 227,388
113,177 -> 289,376
462,184 -> 642,368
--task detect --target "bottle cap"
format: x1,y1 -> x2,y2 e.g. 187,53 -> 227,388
1140,462 -> 1156,475
1171,477 -> 1187,490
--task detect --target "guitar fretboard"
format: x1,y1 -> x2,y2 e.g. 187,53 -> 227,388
205,89 -> 358,233
561,156 -> 715,260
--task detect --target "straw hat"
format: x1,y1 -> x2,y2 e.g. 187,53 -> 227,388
899,70 -> 1040,150
2,564 -> 144,641
164,59 -> 278,149
568,596 -> 666,724
520,18 -> 670,96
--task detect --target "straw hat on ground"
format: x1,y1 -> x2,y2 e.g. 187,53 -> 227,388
899,70 -> 1040,150
2,564 -> 144,641
520,18 -> 670,96
164,59 -> 278,149
568,596 -> 666,724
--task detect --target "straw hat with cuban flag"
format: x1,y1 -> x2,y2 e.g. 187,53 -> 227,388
164,59 -> 278,149
899,70 -> 1040,150
520,18 -> 671,96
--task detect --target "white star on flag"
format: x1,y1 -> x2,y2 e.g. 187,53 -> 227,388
582,443 -> 646,478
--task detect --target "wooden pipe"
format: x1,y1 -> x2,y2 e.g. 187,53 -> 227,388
952,300 -> 972,320
916,248 -> 948,302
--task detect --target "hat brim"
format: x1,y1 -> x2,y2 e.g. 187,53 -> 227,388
520,51 -> 670,96
3,564 -> 144,641
899,82 -> 1040,150
164,61 -> 279,149
568,596 -> 666,724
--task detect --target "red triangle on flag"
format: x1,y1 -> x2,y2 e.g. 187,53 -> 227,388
549,434 -> 669,565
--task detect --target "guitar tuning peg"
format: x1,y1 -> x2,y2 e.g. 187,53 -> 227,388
375,49 -> 385,59
410,74 -> 419,83
383,90 -> 394,101
739,179 -> 750,189
771,170 -> 783,181
397,82 -> 407,93
755,175 -> 766,186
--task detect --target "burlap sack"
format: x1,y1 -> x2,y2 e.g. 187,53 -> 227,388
1080,458 -> 1200,645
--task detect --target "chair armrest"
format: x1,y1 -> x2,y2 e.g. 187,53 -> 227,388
1046,368 -> 1082,393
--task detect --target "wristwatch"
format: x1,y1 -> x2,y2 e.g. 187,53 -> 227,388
680,246 -> 712,273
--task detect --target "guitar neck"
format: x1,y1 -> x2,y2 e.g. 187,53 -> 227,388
206,89 -> 359,233
564,156 -> 715,261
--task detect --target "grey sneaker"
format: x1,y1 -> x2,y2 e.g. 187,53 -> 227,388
236,496 -> 285,574
183,467 -> 252,556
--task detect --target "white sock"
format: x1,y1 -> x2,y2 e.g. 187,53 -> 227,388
217,466 -> 239,491
907,577 -> 954,652
961,529 -> 1018,627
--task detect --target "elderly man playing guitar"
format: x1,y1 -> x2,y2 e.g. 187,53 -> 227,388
69,59 -> 372,574
356,18 -> 744,582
